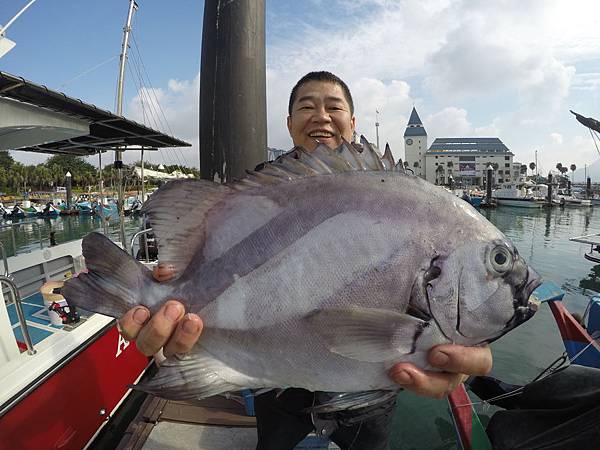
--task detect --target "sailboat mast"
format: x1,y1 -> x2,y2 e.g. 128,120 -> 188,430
115,0 -> 138,248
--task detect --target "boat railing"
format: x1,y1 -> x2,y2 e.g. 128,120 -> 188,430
0,221 -> 44,256
130,228 -> 153,263
0,274 -> 36,355
0,242 -> 9,276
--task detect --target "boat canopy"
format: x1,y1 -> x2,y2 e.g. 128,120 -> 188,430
0,71 -> 191,155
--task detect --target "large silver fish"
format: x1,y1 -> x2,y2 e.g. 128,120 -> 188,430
63,139 -> 541,409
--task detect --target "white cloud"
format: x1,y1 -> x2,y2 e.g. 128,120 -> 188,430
550,133 -> 563,144
13,0 -> 590,174
125,73 -> 200,168
426,107 -> 473,139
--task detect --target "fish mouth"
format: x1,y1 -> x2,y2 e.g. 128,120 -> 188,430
514,265 -> 543,310
486,265 -> 542,344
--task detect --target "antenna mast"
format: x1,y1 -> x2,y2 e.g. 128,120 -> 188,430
114,0 -> 138,249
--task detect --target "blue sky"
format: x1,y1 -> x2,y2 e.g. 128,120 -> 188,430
2,0 -> 600,178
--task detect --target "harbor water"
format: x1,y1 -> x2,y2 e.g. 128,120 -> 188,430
392,205 -> 600,449
2,206 -> 598,449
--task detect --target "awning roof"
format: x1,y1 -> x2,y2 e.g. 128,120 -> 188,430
0,71 -> 191,156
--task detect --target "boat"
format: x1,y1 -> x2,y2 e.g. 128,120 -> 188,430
569,232 -> 600,263
555,188 -> 592,207
449,281 -> 600,450
75,201 -> 93,215
93,199 -> 119,218
39,202 -> 60,217
0,69 -> 189,450
124,195 -> 143,216
492,183 -> 546,208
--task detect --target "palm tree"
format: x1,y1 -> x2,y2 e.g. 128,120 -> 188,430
529,162 -> 536,176
570,164 -> 577,182
556,162 -> 563,172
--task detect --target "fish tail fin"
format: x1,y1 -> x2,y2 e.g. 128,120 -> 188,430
63,232 -> 157,318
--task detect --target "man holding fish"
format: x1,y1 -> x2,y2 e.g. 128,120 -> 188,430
117,72 -> 493,449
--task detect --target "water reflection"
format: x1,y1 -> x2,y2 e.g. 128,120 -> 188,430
0,215 -> 142,256
579,263 -> 600,294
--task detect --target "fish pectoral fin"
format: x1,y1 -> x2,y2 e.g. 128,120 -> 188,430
306,390 -> 399,414
305,307 -> 429,362
133,352 -> 244,401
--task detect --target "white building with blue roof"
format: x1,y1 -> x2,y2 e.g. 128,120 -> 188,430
403,107 -> 517,187
425,137 -> 515,187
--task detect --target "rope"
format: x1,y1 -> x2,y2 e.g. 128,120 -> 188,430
59,55 -> 119,89
451,335 -> 600,410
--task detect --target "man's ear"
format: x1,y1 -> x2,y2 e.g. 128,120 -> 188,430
287,116 -> 292,134
351,116 -> 356,132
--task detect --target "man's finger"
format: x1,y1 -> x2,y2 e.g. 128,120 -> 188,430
153,264 -> 176,282
163,313 -> 203,358
135,300 -> 184,356
428,344 -> 492,376
118,306 -> 150,341
389,364 -> 465,399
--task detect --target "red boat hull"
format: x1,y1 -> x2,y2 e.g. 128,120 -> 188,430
0,324 -> 149,450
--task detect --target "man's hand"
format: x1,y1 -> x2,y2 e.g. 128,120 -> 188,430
118,265 -> 202,357
388,345 -> 492,399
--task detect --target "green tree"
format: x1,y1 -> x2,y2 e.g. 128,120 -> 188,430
0,151 -> 14,170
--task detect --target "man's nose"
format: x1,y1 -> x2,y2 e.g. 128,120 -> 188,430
312,106 -> 332,122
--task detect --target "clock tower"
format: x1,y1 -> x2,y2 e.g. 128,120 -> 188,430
404,107 -> 427,178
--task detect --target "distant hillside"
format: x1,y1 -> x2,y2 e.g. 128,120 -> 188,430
574,158 -> 600,183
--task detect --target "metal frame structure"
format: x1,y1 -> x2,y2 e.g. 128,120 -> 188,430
0,71 -> 190,156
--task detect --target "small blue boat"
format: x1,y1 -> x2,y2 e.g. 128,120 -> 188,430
75,201 -> 93,215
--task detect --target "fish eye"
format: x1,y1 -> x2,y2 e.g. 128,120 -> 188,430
490,245 -> 513,275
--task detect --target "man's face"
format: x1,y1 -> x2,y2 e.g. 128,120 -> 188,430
287,81 -> 356,151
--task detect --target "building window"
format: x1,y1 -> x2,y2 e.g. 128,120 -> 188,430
435,156 -> 438,159
499,179 -> 504,183
505,170 -> 510,175
505,163 -> 510,168
435,162 -> 438,166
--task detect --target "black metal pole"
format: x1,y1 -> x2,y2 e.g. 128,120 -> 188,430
547,173 -> 553,206
587,177 -> 592,199
66,173 -> 72,210
199,0 -> 267,182
486,167 -> 493,203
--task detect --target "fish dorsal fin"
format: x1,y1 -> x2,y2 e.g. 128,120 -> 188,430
141,180 -> 231,280
236,140 -> 399,188
142,139 -> 399,278
359,135 -> 386,170
382,143 -> 395,171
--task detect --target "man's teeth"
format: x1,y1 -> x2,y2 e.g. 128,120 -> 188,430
309,132 -> 334,138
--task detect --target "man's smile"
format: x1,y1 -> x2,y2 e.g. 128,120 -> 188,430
309,130 -> 335,138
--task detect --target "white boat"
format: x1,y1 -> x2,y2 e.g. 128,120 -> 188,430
555,189 -> 593,207
492,183 -> 546,208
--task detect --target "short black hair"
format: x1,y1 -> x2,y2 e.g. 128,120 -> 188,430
288,71 -> 354,116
